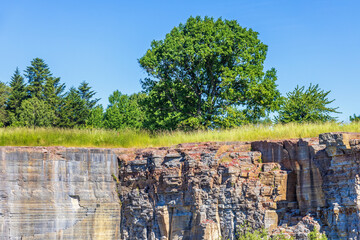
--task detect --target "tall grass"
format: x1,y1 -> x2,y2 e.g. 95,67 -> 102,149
0,122 -> 359,148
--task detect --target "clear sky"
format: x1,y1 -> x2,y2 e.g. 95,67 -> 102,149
1,0 -> 359,121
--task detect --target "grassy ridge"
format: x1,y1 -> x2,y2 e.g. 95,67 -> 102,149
0,122 -> 359,148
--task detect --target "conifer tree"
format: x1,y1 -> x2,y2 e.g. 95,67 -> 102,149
7,68 -> 27,123
24,58 -> 52,99
77,81 -> 99,109
44,76 -> 66,125
58,87 -> 88,128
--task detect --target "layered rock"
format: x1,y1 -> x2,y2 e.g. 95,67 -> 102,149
2,132 -> 360,239
117,143 -> 289,239
319,133 -> 360,239
117,133 -> 360,239
0,147 -> 121,239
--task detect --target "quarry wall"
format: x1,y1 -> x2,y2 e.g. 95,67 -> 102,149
1,132 -> 360,239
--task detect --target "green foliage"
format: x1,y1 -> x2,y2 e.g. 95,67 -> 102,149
104,91 -> 145,129
16,97 -> 55,128
276,84 -> 339,123
58,82 -> 99,128
139,16 -> 280,130
237,226 -> 268,240
77,81 -> 99,109
350,114 -> 360,122
308,228 -> 327,240
24,58 -> 53,99
86,105 -> 104,128
4,58 -> 101,129
44,76 -> 66,125
236,223 -> 294,240
58,87 -> 88,128
7,68 -> 27,120
0,82 -> 10,127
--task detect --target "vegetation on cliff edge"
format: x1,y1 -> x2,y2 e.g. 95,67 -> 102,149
0,122 -> 359,148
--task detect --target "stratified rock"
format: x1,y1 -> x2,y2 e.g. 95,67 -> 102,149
0,147 -> 120,239
117,143 -> 287,240
2,132 -> 360,239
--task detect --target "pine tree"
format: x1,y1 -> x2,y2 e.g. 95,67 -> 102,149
7,68 -> 27,123
58,87 -> 88,128
44,76 -> 66,125
24,58 -> 52,99
77,81 -> 99,109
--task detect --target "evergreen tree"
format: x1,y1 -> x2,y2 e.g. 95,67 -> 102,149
350,114 -> 360,122
44,77 -> 65,106
6,68 -> 27,124
58,87 -> 88,128
24,58 -> 52,99
0,82 -> 10,127
44,76 -> 66,125
77,81 -> 99,109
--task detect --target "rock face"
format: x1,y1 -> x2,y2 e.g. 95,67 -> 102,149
117,143 -> 286,240
0,147 -> 121,239
2,132 -> 360,239
117,133 -> 360,239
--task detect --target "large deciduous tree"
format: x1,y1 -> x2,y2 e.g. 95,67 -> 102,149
276,84 -> 339,123
139,16 -> 280,130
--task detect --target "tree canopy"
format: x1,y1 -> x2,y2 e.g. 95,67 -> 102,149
104,91 -> 145,129
16,97 -> 55,128
2,58 -> 101,129
139,16 -> 280,130
276,84 -> 339,123
0,17 -> 343,131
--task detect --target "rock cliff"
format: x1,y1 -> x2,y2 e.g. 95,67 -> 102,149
1,132 -> 360,239
0,147 -> 121,239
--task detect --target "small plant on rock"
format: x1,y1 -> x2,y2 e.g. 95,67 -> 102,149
308,228 -> 327,240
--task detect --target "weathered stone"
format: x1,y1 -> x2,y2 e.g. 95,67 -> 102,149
0,147 -> 120,239
2,132 -> 360,239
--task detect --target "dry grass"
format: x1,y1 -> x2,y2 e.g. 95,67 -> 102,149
0,122 -> 359,148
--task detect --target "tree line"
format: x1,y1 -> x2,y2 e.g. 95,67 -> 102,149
0,16 -> 350,130
0,58 -> 147,129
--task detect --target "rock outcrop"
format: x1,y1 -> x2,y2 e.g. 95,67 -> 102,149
0,147 -> 121,239
1,132 -> 360,239
117,132 -> 360,239
117,143 -> 286,239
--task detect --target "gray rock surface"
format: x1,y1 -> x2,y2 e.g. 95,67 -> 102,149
0,147 -> 120,239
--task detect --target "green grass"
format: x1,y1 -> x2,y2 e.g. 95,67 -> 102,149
0,122 -> 359,148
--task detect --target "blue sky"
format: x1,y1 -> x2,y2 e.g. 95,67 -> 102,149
0,0 -> 359,121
